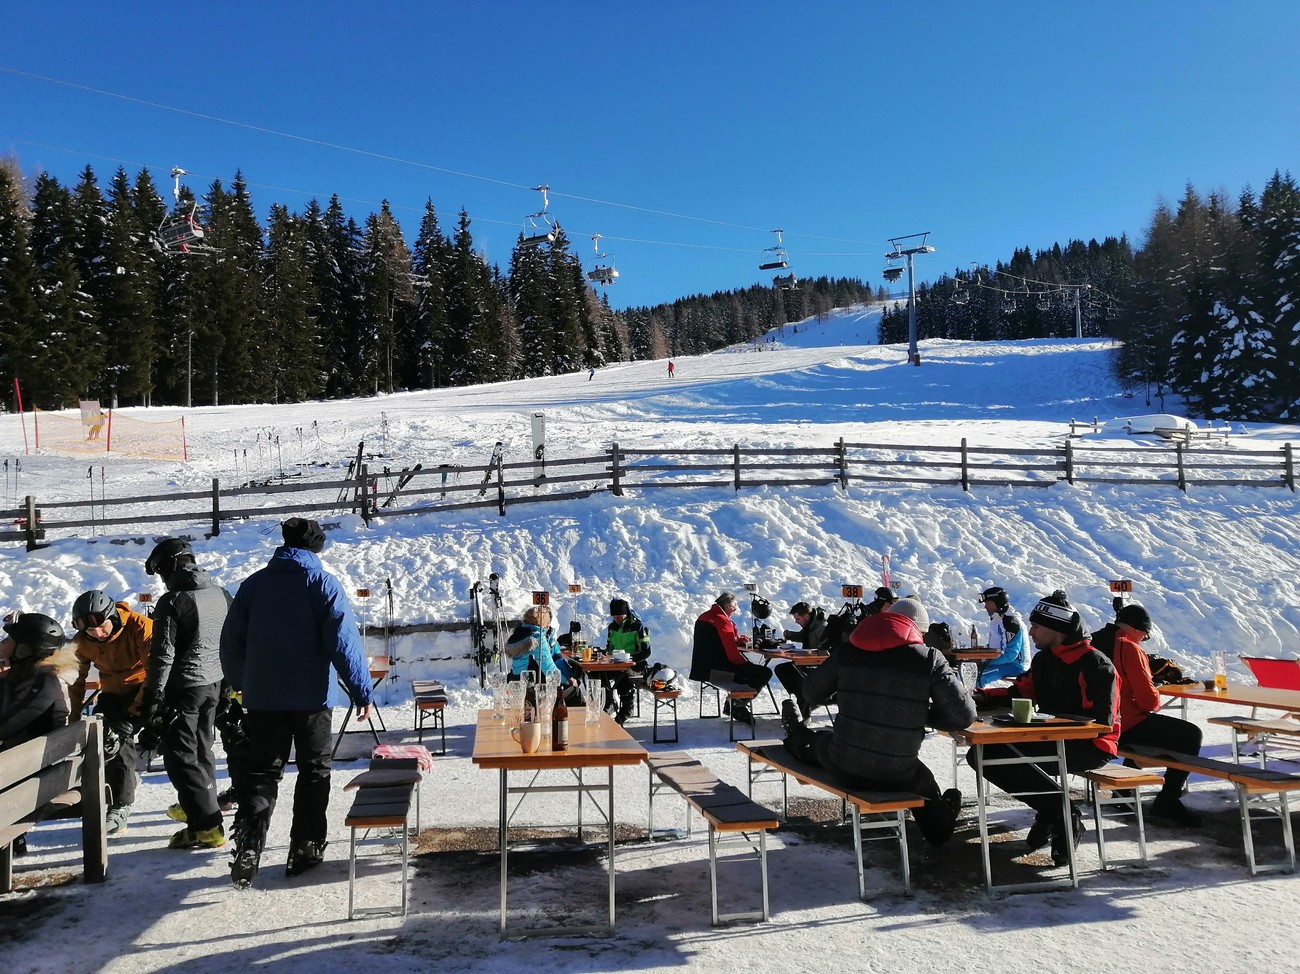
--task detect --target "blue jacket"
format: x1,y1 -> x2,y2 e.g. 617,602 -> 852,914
506,624 -> 561,680
219,546 -> 372,711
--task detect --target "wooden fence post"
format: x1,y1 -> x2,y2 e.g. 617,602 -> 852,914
1063,440 -> 1074,485
1175,442 -> 1186,491
210,478 -> 221,537
1284,442 -> 1295,491
610,442 -> 623,497
733,444 -> 741,491
960,438 -> 970,492
24,495 -> 40,551
837,437 -> 848,490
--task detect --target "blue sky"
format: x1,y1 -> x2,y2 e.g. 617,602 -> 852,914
4,1 -> 1299,310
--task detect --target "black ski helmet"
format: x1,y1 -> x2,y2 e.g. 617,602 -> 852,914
145,537 -> 194,577
72,589 -> 120,633
3,612 -> 68,660
751,596 -> 773,620
978,586 -> 1010,611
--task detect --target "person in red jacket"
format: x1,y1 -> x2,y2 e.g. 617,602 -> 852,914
689,592 -> 771,725
971,590 -> 1118,866
1106,604 -> 1203,826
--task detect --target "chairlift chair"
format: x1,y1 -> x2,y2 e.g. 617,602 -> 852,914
758,227 -> 789,271
882,265 -> 904,284
773,272 -> 798,290
520,184 -> 557,247
1036,295 -> 1052,311
1001,296 -> 1018,314
952,287 -> 969,305
156,167 -> 214,255
586,233 -> 620,286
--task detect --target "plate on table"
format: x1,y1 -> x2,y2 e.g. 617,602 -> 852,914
990,714 -> 1089,727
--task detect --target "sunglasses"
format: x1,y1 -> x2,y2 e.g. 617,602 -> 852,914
73,612 -> 110,632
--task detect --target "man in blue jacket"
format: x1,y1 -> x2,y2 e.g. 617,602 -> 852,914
219,518 -> 372,889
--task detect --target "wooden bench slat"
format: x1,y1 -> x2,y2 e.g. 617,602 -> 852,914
346,769 -> 423,791
348,785 -> 417,805
743,743 -> 926,811
1118,746 -> 1300,792
1083,765 -> 1167,789
1207,716 -> 1300,736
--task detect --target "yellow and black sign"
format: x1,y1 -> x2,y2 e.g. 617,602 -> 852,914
842,584 -> 864,600
1108,580 -> 1133,594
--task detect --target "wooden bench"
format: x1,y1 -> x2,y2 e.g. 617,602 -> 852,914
411,679 -> 448,753
1207,715 -> 1300,769
737,739 -> 926,899
697,670 -> 778,742
1081,764 -> 1167,869
343,758 -> 422,919
645,750 -> 779,925
0,718 -> 109,892
1118,745 -> 1300,875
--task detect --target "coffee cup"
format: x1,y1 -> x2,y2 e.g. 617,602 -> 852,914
511,721 -> 542,753
1011,697 -> 1033,723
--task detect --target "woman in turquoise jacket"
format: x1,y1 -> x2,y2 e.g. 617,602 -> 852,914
505,605 -> 561,681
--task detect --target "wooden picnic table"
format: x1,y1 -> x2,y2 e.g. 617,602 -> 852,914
944,716 -> 1112,895
755,645 -> 830,665
471,707 -> 647,937
1159,681 -> 1300,717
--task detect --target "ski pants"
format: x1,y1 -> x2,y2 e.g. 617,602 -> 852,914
94,688 -> 140,808
242,708 -> 334,849
162,681 -> 222,832
1119,712 -> 1203,798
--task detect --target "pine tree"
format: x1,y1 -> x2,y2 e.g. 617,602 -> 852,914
411,199 -> 450,387
264,203 -> 322,401
1,167 -> 50,407
510,231 -> 552,376
101,168 -> 158,405
359,201 -> 414,395
446,209 -> 489,385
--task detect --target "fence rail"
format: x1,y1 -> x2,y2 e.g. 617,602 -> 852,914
2,436 -> 1296,548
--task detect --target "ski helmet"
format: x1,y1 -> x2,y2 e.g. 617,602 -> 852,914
648,664 -> 679,692
72,589 -> 120,633
2,613 -> 68,660
145,537 -> 194,577
751,596 -> 773,620
978,587 -> 1010,611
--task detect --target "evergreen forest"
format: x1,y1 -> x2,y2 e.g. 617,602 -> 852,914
1,156 -> 1298,422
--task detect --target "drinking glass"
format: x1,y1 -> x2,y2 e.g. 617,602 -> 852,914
960,662 -> 978,693
504,681 -> 527,729
536,682 -> 557,746
488,670 -> 507,719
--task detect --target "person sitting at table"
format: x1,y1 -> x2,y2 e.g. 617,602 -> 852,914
689,592 -> 769,726
863,586 -> 899,617
505,605 -> 584,707
69,589 -> 154,837
605,598 -> 651,725
970,589 -> 1118,866
781,596 -> 974,845
1097,603 -> 1204,827
777,601 -> 828,719
976,585 -> 1029,687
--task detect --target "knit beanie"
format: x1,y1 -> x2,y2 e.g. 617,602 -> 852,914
609,597 -> 631,616
1029,590 -> 1085,639
1115,603 -> 1153,634
884,596 -> 930,631
281,517 -> 326,553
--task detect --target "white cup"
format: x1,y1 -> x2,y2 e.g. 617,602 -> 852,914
511,721 -> 542,753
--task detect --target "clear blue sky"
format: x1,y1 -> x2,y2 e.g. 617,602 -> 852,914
4,1 -> 1298,310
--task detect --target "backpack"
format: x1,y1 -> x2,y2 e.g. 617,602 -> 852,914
820,602 -> 867,652
924,622 -> 954,654
1148,654 -> 1192,686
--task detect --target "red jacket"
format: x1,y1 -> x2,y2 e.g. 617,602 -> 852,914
1111,631 -> 1160,732
689,603 -> 746,682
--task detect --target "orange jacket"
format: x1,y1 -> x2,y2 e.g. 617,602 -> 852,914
1111,630 -> 1161,732
71,603 -> 153,715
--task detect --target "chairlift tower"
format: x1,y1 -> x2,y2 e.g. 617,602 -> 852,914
884,232 -> 935,365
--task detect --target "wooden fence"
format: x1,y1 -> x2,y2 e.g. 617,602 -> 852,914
2,436 -> 1296,548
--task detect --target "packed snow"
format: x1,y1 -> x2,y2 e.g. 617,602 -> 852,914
3,305 -> 1299,972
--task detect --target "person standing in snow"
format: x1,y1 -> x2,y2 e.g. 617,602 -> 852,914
220,518 -> 372,888
143,538 -> 231,852
667,361 -> 675,378
69,590 -> 153,836
0,613 -> 77,749
781,597 -> 974,846
976,585 -> 1030,686
1095,603 -> 1204,827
